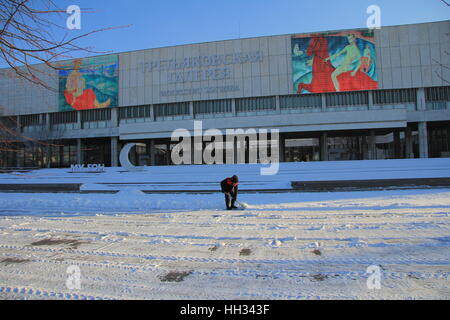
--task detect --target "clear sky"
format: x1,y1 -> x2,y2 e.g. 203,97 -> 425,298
2,0 -> 450,65
65,0 -> 449,56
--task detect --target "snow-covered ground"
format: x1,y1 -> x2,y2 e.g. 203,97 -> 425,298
0,159 -> 449,299
1,158 -> 450,192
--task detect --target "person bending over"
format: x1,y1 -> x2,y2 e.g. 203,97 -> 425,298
220,175 -> 239,210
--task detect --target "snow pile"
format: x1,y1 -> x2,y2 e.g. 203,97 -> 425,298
1,188 -> 450,217
0,158 -> 449,192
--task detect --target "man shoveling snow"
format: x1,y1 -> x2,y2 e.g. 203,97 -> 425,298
220,175 -> 242,210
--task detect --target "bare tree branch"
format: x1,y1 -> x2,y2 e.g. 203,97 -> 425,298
0,0 -> 129,91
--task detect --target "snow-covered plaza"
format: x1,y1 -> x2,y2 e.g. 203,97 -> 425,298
0,159 -> 449,299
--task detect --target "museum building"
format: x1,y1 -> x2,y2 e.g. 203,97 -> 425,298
0,20 -> 449,168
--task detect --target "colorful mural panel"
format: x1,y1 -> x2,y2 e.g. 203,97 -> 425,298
292,29 -> 378,94
58,55 -> 118,111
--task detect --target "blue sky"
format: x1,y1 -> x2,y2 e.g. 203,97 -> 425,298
67,0 -> 448,55
1,0 -> 449,65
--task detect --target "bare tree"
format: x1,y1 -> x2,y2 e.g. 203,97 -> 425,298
0,0 -> 125,90
0,1 -> 127,169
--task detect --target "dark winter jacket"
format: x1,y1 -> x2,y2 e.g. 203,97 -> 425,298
220,177 -> 238,196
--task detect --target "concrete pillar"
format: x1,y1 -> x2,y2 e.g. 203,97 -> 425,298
405,127 -> 414,158
393,130 -> 401,159
361,136 -> 368,160
45,113 -> 51,131
233,137 -> 238,164
321,94 -> 326,111
16,116 -> 22,167
320,132 -> 328,161
111,108 -> 118,127
16,149 -> 24,168
368,91 -> 374,109
189,101 -> 194,118
77,111 -> 82,129
418,122 -> 429,158
166,142 -> 171,165
368,130 -> 376,160
150,105 -> 155,121
16,115 -> 21,133
275,95 -> 281,113
150,140 -> 155,166
111,137 -> 118,167
76,138 -> 82,164
279,135 -> 285,163
416,88 -> 426,111
231,98 -> 236,116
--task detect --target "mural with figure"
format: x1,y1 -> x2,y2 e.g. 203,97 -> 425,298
292,29 -> 378,94
58,55 -> 118,111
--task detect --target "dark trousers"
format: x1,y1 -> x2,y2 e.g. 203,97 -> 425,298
224,192 -> 236,209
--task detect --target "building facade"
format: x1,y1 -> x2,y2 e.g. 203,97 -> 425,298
0,21 -> 449,168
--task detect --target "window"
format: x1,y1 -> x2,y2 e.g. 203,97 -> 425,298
235,96 -> 276,112
21,114 -> 42,127
425,87 -> 449,110
373,88 -> 416,105
425,86 -> 449,102
0,116 -> 18,128
118,105 -> 152,119
81,108 -> 111,122
194,99 -> 232,115
326,91 -> 369,106
280,94 -> 322,110
50,111 -> 77,125
154,102 -> 190,118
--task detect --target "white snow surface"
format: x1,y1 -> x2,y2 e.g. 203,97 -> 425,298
0,159 -> 449,300
0,158 -> 449,192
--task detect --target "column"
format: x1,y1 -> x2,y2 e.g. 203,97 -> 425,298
189,101 -> 194,119
77,111 -> 82,129
416,88 -> 426,111
368,130 -> 376,160
150,140 -> 155,166
45,113 -> 51,131
405,127 -> 413,158
279,135 -> 285,163
76,138 -> 82,164
111,137 -> 118,167
16,116 -> 23,168
321,94 -> 326,112
231,98 -> 236,116
233,137 -> 238,164
166,141 -> 171,165
320,132 -> 328,161
368,91 -> 374,110
418,122 -> 429,158
275,95 -> 281,113
111,108 -> 118,127
393,130 -> 401,159
361,136 -> 368,160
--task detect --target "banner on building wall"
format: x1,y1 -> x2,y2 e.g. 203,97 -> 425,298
291,29 -> 378,94
58,55 -> 118,111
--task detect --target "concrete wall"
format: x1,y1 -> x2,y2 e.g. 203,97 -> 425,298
374,21 -> 449,89
119,109 -> 407,140
0,20 -> 448,117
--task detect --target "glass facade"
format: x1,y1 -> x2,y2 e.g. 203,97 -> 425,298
428,122 -> 450,158
0,86 -> 449,168
284,138 -> 320,162
83,139 -> 111,166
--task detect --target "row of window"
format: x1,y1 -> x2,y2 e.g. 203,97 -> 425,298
426,86 -> 449,102
2,87 -> 449,126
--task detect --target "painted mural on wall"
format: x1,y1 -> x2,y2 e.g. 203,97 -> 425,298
292,29 -> 378,94
58,55 -> 118,111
